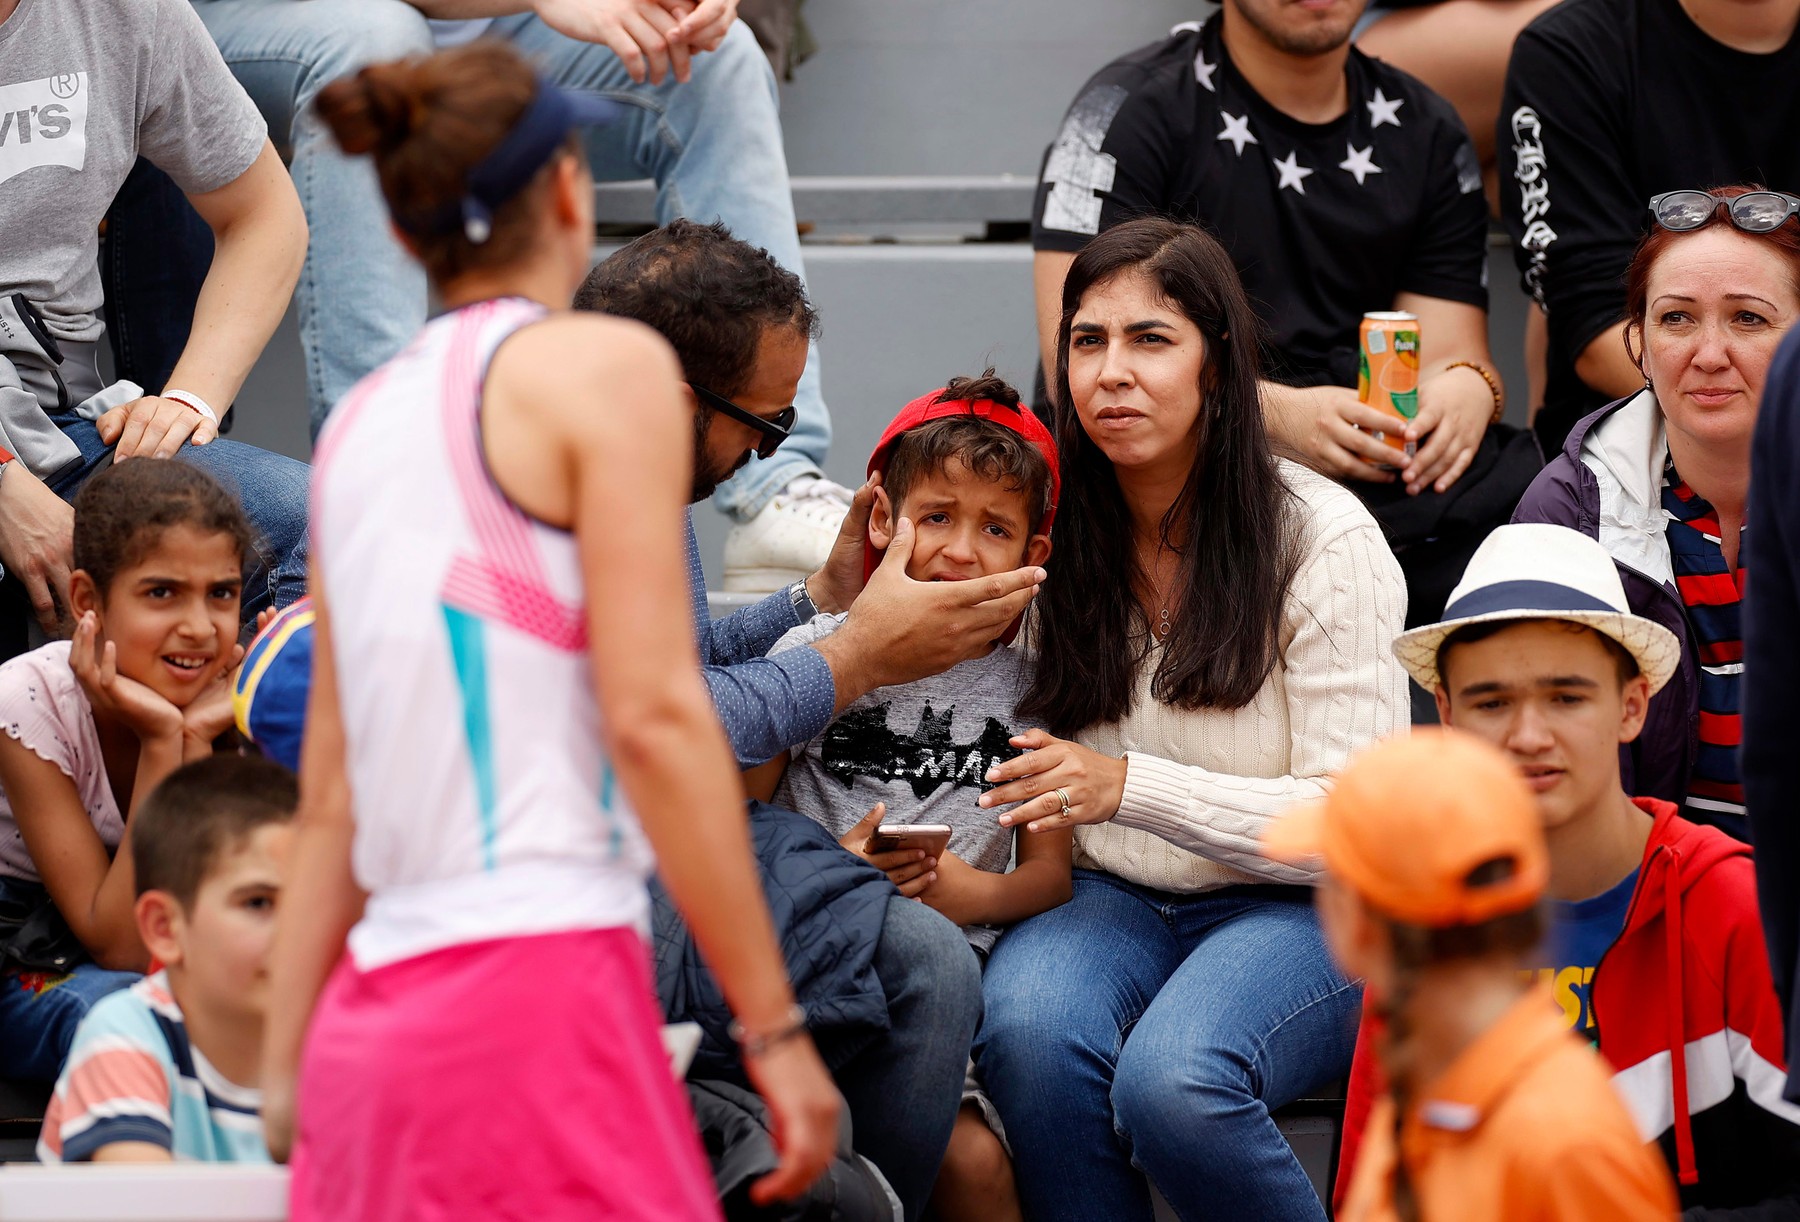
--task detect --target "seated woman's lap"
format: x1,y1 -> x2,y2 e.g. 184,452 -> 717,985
977,870 -> 1359,1222
48,418 -> 310,617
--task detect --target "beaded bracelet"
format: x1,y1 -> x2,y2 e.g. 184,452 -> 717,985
1445,360 -> 1505,425
730,1003 -> 809,1059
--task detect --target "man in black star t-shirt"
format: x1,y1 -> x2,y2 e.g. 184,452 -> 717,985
1498,0 -> 1800,455
1034,0 -> 1532,631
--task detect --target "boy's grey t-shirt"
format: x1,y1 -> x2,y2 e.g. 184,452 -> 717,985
770,613 -> 1040,952
0,0 -> 265,343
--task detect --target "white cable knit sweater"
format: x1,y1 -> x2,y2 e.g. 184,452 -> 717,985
1072,461 -> 1409,892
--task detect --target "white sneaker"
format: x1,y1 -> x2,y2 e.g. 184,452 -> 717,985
722,476 -> 855,594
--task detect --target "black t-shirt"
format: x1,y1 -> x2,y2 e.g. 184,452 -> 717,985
1498,0 -> 1800,451
1032,16 -> 1489,389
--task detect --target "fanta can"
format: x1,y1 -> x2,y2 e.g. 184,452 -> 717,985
1358,311 -> 1420,462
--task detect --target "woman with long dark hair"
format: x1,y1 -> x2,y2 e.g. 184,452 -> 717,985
972,217 -> 1409,1221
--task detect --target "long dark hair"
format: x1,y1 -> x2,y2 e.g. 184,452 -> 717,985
1020,217 -> 1299,734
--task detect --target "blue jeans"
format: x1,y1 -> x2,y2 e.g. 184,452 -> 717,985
47,413 -> 310,618
816,895 -> 982,1222
101,159 -> 214,401
189,0 -> 435,437
186,2 -> 829,515
0,962 -> 139,1083
975,872 -> 1360,1222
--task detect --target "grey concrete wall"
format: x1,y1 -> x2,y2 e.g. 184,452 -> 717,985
221,0 -> 1534,592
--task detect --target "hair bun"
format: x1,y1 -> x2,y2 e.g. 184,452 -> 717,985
316,60 -> 423,157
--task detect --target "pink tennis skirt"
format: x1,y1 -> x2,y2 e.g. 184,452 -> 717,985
289,926 -> 721,1222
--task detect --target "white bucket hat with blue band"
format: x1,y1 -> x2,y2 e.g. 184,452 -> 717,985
1392,523 -> 1683,696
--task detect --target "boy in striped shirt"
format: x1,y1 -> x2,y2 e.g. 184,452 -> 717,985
38,757 -> 296,1163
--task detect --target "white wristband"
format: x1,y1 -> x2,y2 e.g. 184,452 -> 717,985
161,389 -> 219,424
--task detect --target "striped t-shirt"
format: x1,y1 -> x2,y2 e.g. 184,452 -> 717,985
1662,465 -> 1747,842
37,972 -> 268,1163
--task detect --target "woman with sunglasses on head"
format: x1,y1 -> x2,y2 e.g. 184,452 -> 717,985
259,41 -> 838,1220
1515,185 -> 1800,845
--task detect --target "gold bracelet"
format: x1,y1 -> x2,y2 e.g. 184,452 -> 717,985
1446,360 -> 1505,425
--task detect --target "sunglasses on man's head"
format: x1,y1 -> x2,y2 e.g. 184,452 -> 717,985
690,384 -> 796,460
1649,189 -> 1800,235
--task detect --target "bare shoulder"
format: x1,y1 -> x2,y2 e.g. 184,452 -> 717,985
487,311 -> 685,445
496,312 -> 681,385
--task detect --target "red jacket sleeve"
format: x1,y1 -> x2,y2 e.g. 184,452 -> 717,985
1335,997 -> 1386,1210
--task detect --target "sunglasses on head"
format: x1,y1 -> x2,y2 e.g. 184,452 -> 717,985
690,384 -> 796,460
1649,189 -> 1800,235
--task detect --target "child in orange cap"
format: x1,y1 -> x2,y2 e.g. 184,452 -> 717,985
1264,729 -> 1677,1221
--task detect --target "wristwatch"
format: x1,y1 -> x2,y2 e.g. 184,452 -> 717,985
787,576 -> 819,622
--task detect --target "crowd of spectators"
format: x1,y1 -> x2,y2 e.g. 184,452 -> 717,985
1,0 -> 1798,1220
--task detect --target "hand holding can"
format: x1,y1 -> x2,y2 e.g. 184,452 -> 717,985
1358,311 -> 1420,463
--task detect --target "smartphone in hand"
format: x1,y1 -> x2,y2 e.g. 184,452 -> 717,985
864,823 -> 953,860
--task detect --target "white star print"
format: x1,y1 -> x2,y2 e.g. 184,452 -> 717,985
1217,112 -> 1258,156
1272,150 -> 1314,194
1366,87 -> 1405,129
1194,52 -> 1217,92
1338,142 -> 1382,185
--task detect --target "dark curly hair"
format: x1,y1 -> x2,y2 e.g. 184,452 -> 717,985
72,461 -> 256,598
572,219 -> 819,399
884,372 -> 1055,526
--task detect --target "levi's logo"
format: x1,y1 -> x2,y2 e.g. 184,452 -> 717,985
0,73 -> 89,186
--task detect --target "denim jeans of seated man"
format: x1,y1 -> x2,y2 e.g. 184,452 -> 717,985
811,894 -> 981,1222
975,870 -> 1360,1222
130,0 -> 832,524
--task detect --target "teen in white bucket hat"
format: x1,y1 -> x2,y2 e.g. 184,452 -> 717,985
1393,523 -> 1682,696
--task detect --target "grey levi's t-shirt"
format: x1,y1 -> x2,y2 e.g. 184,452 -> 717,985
770,613 -> 1042,952
0,0 -> 265,344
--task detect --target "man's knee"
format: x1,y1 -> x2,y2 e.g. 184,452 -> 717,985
877,896 -> 981,1023
685,21 -> 780,104
228,0 -> 434,84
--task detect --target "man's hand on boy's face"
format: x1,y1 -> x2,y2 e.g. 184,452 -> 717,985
839,803 -> 937,898
808,473 -> 880,616
838,515 -> 1045,691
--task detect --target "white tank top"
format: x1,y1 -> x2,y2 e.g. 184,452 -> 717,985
312,298 -> 654,969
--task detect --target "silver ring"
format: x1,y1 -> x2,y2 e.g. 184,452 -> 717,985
1055,788 -> 1072,816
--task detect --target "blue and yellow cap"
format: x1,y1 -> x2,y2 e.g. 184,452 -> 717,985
233,597 -> 315,772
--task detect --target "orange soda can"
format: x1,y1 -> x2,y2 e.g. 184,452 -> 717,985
1358,311 -> 1420,461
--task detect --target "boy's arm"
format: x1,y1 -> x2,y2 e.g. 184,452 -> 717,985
742,755 -> 789,804
42,1007 -> 177,1164
90,1143 -> 173,1163
921,826 -> 1073,930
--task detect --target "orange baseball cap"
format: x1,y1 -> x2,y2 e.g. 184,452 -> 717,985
1263,729 -> 1548,927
